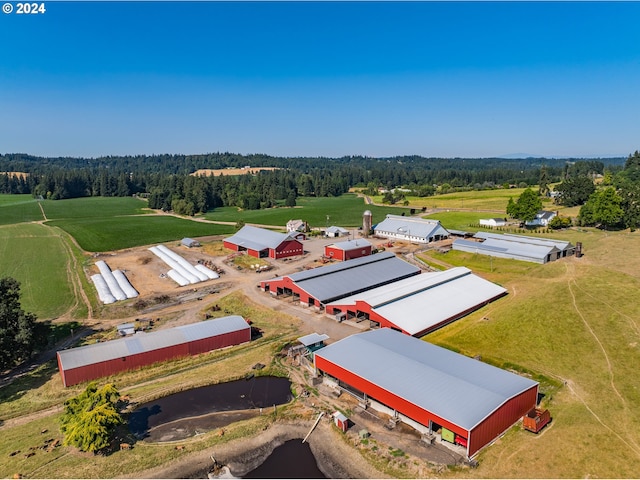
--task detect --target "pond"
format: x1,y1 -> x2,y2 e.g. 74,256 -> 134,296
128,376 -> 292,442
243,439 -> 326,479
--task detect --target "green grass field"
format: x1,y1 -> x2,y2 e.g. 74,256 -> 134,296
46,215 -> 235,252
40,196 -> 151,219
0,194 -> 45,225
0,223 -> 75,318
205,194 -> 410,227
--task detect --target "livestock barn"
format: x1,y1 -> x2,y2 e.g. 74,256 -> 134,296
315,329 -> 538,458
223,225 -> 303,259
324,239 -> 372,261
57,316 -> 251,387
260,252 -> 420,309
374,214 -> 450,244
325,267 -> 507,336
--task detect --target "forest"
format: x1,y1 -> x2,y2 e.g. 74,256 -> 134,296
0,153 -> 624,217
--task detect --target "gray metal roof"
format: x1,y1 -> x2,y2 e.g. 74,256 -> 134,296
326,267 -> 507,335
315,329 -> 538,431
474,232 -> 573,251
374,215 -> 449,241
224,225 -> 295,251
298,333 -> 330,346
326,226 -> 349,235
275,252 -> 420,304
58,315 -> 250,371
454,237 -> 559,262
328,239 -> 372,251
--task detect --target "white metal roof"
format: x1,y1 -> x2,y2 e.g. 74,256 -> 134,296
327,239 -> 372,251
326,226 -> 349,235
475,232 -> 574,251
374,214 -> 449,241
272,252 -> 420,304
453,238 -> 559,263
315,329 -> 538,431
224,225 -> 296,251
57,315 -> 250,371
326,267 -> 507,335
298,333 -> 330,346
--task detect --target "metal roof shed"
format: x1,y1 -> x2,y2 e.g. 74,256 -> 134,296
223,225 -> 303,259
374,215 -> 450,244
314,329 -> 538,458
325,267 -> 507,336
57,315 -> 251,387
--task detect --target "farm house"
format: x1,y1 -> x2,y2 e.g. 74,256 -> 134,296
259,252 -> 420,309
374,214 -> 450,244
57,315 -> 251,387
314,329 -> 538,458
453,232 -> 575,264
324,239 -> 372,261
325,267 -> 507,336
223,225 -> 303,259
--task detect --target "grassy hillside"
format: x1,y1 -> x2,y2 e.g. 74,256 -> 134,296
0,194 -> 44,225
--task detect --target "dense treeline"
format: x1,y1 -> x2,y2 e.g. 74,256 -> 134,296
0,153 -> 625,213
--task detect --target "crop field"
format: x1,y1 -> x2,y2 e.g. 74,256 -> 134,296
40,196 -> 152,220
420,228 -> 640,478
46,215 -> 235,252
205,193 -> 410,227
0,223 -> 75,318
0,194 -> 45,225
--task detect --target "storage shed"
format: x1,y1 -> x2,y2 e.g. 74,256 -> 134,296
259,252 -> 420,310
314,329 -> 538,458
324,239 -> 372,261
181,238 -> 200,248
224,225 -> 303,259
325,267 -> 507,336
57,315 -> 251,387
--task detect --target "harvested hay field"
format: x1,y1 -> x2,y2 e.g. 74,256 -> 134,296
191,167 -> 280,176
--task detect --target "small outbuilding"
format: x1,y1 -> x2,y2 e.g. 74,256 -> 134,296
224,225 -> 303,259
117,323 -> 136,336
479,218 -> 507,228
333,411 -> 349,433
325,226 -> 350,238
324,239 -> 372,261
181,238 -> 201,248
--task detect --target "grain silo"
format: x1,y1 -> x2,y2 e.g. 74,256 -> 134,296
363,210 -> 372,236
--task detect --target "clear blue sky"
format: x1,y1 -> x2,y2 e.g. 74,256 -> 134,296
1,1 -> 639,159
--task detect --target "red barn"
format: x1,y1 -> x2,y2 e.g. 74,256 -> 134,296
324,239 -> 372,261
325,267 -> 507,336
223,225 -> 303,259
57,316 -> 251,387
314,329 -> 538,458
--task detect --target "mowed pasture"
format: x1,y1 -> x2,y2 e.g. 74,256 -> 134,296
0,223 -> 75,318
205,193 -> 410,227
0,194 -> 45,225
420,228 -> 640,478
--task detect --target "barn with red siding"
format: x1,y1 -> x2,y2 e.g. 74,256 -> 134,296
260,252 -> 420,310
57,315 -> 251,387
325,267 -> 507,336
314,329 -> 538,458
223,225 -> 303,259
324,239 -> 372,261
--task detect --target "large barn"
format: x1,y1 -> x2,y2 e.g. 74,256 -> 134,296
453,232 -> 575,264
325,267 -> 507,336
324,239 -> 372,261
374,214 -> 450,244
314,329 -> 538,458
260,252 -> 420,309
57,316 -> 251,387
223,225 -> 303,259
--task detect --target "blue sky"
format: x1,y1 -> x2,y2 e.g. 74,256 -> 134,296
1,1 -> 639,159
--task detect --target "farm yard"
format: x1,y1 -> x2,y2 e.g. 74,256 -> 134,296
1,192 -> 640,478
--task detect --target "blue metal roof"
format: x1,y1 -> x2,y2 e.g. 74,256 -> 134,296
315,329 -> 538,431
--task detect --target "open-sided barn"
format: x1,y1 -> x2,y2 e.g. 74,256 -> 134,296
57,316 -> 251,387
223,225 -> 303,259
325,267 -> 507,336
260,252 -> 420,309
314,329 -> 538,458
324,239 -> 372,261
374,214 -> 449,244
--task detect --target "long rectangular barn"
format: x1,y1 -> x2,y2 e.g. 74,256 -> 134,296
314,329 -> 538,458
57,316 -> 251,387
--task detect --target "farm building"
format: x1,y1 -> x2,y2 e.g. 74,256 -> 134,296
324,239 -> 372,261
525,210 -> 557,227
325,226 -> 349,238
286,219 -> 307,233
57,315 -> 251,387
224,225 -> 303,259
260,252 -> 421,309
452,232 -> 575,264
314,328 -> 538,458
479,218 -> 507,228
374,215 -> 449,244
181,237 -> 200,248
325,267 -> 507,336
